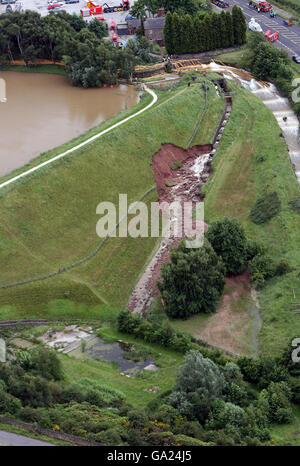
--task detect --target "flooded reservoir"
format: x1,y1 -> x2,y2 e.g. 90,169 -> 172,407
0,71 -> 140,177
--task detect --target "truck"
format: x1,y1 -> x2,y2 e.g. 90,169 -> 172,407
249,0 -> 272,12
86,1 -> 103,14
103,0 -> 130,13
81,2 -> 103,16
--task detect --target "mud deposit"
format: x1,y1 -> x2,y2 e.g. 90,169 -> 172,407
128,143 -> 212,314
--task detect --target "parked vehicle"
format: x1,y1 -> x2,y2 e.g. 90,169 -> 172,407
1,0 -> 16,4
48,3 -> 61,9
211,0 -> 229,7
248,17 -> 263,32
65,0 -> 79,3
86,1 -> 102,14
249,0 -> 272,12
125,14 -> 136,20
292,55 -> 300,64
103,0 -> 130,13
264,29 -> 279,41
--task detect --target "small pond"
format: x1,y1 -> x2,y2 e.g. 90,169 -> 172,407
68,336 -> 156,376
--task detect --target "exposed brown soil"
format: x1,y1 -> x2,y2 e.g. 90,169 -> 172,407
197,270 -> 259,356
128,143 -> 212,314
151,143 -> 212,198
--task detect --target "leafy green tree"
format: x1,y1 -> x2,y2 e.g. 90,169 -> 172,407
171,12 -> 182,54
232,5 -> 246,45
258,382 -> 293,424
169,350 -> 225,420
164,11 -> 174,54
202,14 -> 212,51
206,217 -> 247,275
206,399 -> 247,430
211,12 -> 221,49
158,240 -> 225,319
130,0 -> 147,34
174,350 -> 225,397
88,17 -> 108,39
224,11 -> 234,46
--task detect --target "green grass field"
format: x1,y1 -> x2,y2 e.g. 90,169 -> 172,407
0,75 -> 224,321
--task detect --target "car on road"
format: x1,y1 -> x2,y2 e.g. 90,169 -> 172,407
65,0 -> 79,3
292,55 -> 300,64
211,0 -> 229,8
48,3 -> 62,9
248,17 -> 263,32
125,14 -> 136,20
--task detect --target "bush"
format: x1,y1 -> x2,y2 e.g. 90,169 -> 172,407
249,192 -> 281,224
289,196 -> 300,213
206,217 -> 247,275
245,239 -> 266,262
0,389 -> 21,415
275,259 -> 293,276
258,382 -> 293,424
248,254 -> 276,286
13,347 -> 63,381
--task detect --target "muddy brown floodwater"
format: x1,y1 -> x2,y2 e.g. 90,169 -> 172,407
0,71 -> 140,176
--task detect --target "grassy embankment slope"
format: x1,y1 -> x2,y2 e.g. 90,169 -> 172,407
157,77 -> 299,357
0,76 -> 224,321
202,81 -> 300,356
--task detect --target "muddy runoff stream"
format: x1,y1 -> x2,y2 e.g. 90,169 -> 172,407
0,72 -> 140,177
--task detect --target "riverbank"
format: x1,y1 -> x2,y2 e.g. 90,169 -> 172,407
0,64 -> 66,75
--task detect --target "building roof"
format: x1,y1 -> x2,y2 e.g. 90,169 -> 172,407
127,18 -> 141,29
144,17 -> 165,30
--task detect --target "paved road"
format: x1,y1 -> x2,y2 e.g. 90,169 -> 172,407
0,430 -> 54,446
214,0 -> 300,57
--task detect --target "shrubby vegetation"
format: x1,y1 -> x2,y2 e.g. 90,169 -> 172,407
164,6 -> 246,55
249,192 -> 281,224
0,330 -> 298,445
157,217 -> 293,309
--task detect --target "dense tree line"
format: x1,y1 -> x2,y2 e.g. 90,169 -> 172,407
164,6 -> 246,55
0,10 -> 136,87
